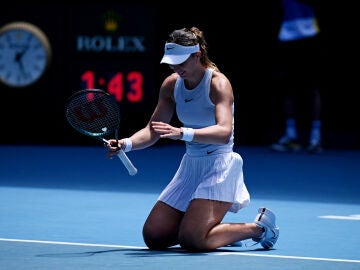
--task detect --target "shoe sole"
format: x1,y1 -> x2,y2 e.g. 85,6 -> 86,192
255,208 -> 279,249
261,227 -> 279,249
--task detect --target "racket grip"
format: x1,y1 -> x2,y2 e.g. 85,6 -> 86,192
117,149 -> 138,176
103,138 -> 138,176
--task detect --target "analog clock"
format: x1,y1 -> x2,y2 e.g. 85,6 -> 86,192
0,21 -> 52,88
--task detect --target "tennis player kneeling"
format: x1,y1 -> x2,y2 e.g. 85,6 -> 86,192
105,26 -> 279,251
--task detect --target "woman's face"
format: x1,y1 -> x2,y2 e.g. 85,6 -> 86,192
168,53 -> 199,79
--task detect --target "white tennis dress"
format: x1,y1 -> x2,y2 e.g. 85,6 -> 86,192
158,68 -> 250,213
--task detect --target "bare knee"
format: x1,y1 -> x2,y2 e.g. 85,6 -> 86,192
142,222 -> 178,250
142,201 -> 183,250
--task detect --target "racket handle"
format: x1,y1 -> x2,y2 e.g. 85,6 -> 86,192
117,149 -> 138,176
103,139 -> 138,176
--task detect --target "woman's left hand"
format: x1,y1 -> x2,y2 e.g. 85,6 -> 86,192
151,121 -> 182,140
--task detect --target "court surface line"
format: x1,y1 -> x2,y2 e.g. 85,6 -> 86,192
216,252 -> 360,263
1,238 -> 359,264
0,238 -> 144,249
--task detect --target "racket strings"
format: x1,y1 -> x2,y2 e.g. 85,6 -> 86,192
66,91 -> 120,137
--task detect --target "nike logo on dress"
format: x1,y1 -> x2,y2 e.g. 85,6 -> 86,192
207,150 -> 216,154
185,99 -> 193,102
167,46 -> 175,50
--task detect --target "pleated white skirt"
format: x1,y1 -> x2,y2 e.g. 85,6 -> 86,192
158,151 -> 250,213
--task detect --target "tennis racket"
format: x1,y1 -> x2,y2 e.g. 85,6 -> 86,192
65,88 -> 138,176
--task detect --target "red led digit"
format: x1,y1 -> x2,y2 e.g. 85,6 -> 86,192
107,72 -> 124,102
127,71 -> 143,102
81,70 -> 95,89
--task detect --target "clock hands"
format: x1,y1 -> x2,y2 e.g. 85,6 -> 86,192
14,44 -> 30,80
15,45 -> 29,63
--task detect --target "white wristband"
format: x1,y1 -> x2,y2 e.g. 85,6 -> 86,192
122,138 -> 133,152
181,127 -> 194,142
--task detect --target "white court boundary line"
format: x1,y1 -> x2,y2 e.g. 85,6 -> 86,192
0,238 -> 145,250
216,252 -> 360,263
318,214 -> 360,221
0,238 -> 359,264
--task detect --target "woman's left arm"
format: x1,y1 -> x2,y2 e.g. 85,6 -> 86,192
191,71 -> 234,144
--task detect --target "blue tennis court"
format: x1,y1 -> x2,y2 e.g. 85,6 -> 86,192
0,144 -> 359,269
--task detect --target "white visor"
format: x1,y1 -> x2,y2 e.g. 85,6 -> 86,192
160,43 -> 200,65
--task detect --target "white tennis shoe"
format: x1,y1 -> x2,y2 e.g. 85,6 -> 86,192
252,207 -> 279,249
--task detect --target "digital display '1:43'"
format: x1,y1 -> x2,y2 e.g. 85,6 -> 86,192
81,70 -> 143,102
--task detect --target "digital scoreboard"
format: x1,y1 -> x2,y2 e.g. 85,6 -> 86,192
66,4 -> 158,116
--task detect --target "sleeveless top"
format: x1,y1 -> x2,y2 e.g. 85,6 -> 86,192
174,68 -> 234,156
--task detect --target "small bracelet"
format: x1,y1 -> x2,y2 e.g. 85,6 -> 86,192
122,138 -> 133,152
181,127 -> 194,142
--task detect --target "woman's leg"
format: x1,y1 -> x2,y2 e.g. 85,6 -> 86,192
178,199 -> 263,251
142,201 -> 184,250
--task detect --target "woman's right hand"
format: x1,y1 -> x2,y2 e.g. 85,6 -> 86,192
105,139 -> 123,159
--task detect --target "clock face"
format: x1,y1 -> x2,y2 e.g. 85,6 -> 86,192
0,22 -> 51,88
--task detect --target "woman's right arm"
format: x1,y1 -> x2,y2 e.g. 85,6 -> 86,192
106,73 -> 177,153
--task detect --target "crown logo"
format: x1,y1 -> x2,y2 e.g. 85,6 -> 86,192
103,10 -> 122,33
